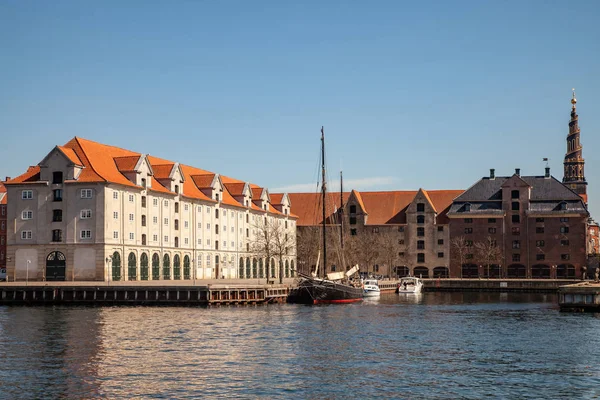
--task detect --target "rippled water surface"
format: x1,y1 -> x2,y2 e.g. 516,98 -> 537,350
1,293 -> 600,399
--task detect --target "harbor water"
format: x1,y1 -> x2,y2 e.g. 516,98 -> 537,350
1,293 -> 599,399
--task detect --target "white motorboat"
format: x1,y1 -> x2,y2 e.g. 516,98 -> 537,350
397,277 -> 423,294
362,279 -> 381,297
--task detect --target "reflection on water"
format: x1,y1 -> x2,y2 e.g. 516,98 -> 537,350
1,293 -> 599,399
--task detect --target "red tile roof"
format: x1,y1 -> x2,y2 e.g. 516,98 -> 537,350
0,181 -> 6,205
8,137 -> 291,215
191,174 -> 215,189
287,192 -> 350,226
6,166 -> 41,184
57,146 -> 84,167
113,156 -> 140,172
152,164 -> 174,180
224,182 -> 247,196
286,189 -> 464,226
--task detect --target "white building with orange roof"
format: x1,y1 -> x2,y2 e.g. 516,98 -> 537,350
4,137 -> 297,282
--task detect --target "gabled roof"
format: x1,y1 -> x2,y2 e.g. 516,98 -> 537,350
224,182 -> 248,197
191,173 -> 216,189
287,192 -> 351,226
8,136 -> 285,213
114,156 -> 140,172
6,166 -> 41,184
57,146 -> 84,167
152,164 -> 175,180
0,181 -> 6,205
286,189 -> 464,226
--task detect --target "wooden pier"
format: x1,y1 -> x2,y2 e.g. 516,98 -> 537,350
558,282 -> 600,312
0,282 -> 291,306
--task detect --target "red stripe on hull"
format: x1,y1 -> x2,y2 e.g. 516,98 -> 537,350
313,298 -> 363,304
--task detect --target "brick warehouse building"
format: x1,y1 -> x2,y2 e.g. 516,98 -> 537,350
448,92 -> 593,279
447,168 -> 588,279
285,189 -> 464,278
0,181 -> 6,271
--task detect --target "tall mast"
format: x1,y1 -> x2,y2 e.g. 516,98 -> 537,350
321,127 -> 327,279
340,170 -> 344,250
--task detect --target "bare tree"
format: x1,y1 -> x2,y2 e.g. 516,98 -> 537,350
377,229 -> 401,279
450,236 -> 469,278
296,226 -> 321,275
251,217 -> 294,283
475,236 -> 503,278
348,228 -> 380,277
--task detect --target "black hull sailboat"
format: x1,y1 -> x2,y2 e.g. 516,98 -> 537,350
287,273 -> 364,305
287,128 -> 363,305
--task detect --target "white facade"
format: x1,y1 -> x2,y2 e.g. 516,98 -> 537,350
5,142 -> 297,282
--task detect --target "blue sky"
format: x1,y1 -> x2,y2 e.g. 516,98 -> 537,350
1,1 -> 599,216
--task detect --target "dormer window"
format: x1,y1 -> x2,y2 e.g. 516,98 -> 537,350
216,193 -> 220,202
263,204 -> 267,210
350,205 -> 356,214
559,202 -> 567,211
141,178 -> 147,188
52,171 -> 63,184
464,203 -> 471,212
175,184 -> 179,194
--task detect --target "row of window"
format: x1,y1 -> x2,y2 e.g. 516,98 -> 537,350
465,226 -> 570,235
510,253 -> 571,262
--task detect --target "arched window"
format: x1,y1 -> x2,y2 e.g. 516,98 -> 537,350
128,252 -> 137,281
239,257 -> 245,278
152,253 -> 160,280
285,260 -> 290,278
173,254 -> 181,280
246,258 -> 251,279
271,258 -> 276,278
175,185 -> 179,194
112,251 -> 121,281
259,259 -> 264,279
291,260 -> 295,277
140,253 -> 149,280
183,255 -> 191,279
252,258 -> 258,278
163,254 -> 171,280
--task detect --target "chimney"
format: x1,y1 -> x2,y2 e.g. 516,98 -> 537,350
489,169 -> 495,180
545,167 -> 550,179
515,168 -> 520,177
4,176 -> 10,182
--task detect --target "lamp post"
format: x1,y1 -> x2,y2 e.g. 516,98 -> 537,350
26,260 -> 30,285
105,255 -> 112,286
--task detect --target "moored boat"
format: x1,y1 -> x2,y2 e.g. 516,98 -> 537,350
397,277 -> 423,294
362,279 -> 381,297
287,127 -> 363,305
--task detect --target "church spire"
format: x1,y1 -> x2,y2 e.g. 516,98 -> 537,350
563,89 -> 587,201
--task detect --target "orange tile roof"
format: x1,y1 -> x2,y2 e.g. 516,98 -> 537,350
57,146 -> 83,166
191,174 -> 215,189
113,155 -> 140,172
224,182 -> 247,196
287,189 -> 464,226
9,137 -> 284,211
0,181 -> 6,205
66,137 -> 135,186
351,190 -> 367,214
270,193 -> 284,204
358,191 -> 418,225
6,166 -> 41,184
287,192 -> 350,226
251,187 -> 264,199
152,164 -> 174,180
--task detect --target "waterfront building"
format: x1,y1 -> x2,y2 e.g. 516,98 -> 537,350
0,181 -> 6,270
447,167 -> 589,278
285,189 -> 464,278
4,137 -> 297,282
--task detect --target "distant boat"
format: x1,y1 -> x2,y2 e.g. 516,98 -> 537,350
397,277 -> 423,294
287,128 -> 363,305
362,279 -> 381,297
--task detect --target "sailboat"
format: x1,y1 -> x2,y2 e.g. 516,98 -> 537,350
287,128 -> 364,305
